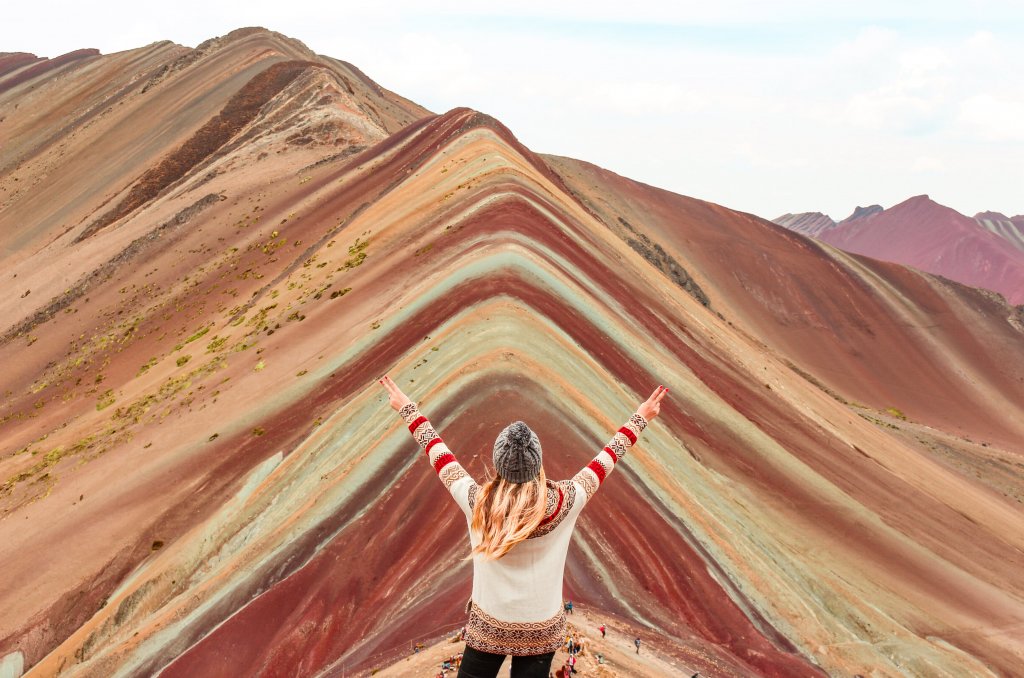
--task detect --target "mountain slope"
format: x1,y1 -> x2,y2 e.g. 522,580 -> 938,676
2,29 -> 1023,678
771,211 -> 835,237
975,211 -> 1024,253
0,27 -> 428,260
781,196 -> 1024,305
771,205 -> 881,238
552,160 -> 1024,447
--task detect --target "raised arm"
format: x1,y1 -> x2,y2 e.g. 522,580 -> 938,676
572,385 -> 667,502
379,374 -> 475,513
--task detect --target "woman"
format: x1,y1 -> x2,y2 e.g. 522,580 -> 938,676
379,374 -> 668,678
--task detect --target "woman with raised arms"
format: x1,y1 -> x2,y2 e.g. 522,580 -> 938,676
379,374 -> 668,678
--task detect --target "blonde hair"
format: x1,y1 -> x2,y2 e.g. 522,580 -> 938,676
465,467 -> 548,560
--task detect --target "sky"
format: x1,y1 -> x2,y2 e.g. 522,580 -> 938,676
5,1 -> 1024,220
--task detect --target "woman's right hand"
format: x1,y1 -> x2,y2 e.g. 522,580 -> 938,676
637,385 -> 668,421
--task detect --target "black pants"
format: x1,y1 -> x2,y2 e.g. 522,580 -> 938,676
456,644 -> 555,678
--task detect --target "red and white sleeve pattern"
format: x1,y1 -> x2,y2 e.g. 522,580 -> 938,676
399,402 -> 473,501
572,412 -> 648,501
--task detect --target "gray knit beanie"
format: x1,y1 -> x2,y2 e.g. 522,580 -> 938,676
493,421 -> 542,484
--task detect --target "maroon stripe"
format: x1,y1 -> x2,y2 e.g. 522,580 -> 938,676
618,425 -> 637,445
604,446 -> 618,464
433,452 -> 456,473
425,437 -> 444,455
408,415 -> 428,433
586,459 -> 606,484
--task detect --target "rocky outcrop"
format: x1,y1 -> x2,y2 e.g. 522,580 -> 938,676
839,204 -> 882,223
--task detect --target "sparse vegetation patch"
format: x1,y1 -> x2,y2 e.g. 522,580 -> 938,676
343,237 -> 369,269
96,390 -> 116,410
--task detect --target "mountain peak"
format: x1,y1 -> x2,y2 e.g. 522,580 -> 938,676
840,204 -> 882,223
975,211 -> 1010,221
903,194 -> 934,206
771,211 -> 836,237
885,194 -> 961,218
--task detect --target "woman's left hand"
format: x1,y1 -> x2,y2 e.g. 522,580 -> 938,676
379,374 -> 413,412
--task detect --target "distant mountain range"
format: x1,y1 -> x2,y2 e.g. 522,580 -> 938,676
774,196 -> 1024,304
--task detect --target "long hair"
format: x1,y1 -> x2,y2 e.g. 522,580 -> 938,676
465,467 -> 548,560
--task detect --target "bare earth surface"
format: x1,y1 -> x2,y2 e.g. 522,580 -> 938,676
1,26 -> 1023,678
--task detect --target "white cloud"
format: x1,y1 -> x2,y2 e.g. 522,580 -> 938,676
957,94 -> 1024,141
830,26 -> 900,62
912,156 -> 945,172
842,88 -> 941,132
962,29 -> 1002,61
897,45 -> 952,78
575,81 -> 708,117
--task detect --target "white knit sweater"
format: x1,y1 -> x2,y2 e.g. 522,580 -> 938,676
398,402 -> 649,655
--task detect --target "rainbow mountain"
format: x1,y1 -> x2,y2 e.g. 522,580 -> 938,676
2,27 -> 1024,678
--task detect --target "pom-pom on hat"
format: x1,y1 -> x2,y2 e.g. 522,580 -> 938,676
493,421 -> 542,483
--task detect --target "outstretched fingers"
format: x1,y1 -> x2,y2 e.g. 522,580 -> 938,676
648,384 -> 669,402
379,374 -> 398,394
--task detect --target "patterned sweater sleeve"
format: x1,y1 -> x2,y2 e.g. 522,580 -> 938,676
572,412 -> 648,503
398,401 -> 476,515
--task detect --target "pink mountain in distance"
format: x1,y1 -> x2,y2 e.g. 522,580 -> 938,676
973,211 -> 1024,253
812,195 -> 1024,305
773,204 -> 881,238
